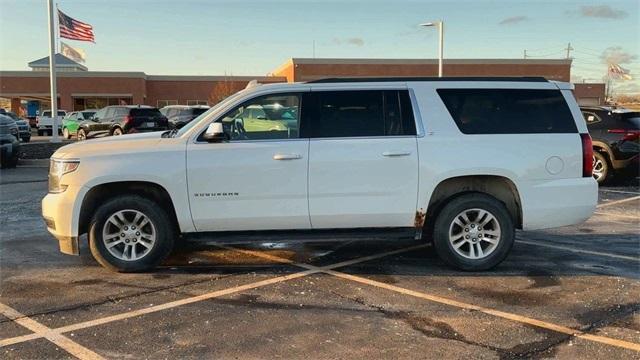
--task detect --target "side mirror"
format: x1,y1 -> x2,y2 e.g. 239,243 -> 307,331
203,122 -> 226,143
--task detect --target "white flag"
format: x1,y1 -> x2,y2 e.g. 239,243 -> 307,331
61,41 -> 86,63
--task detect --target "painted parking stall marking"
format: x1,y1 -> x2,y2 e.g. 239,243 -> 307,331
220,244 -> 640,353
0,244 -> 424,353
0,302 -> 104,360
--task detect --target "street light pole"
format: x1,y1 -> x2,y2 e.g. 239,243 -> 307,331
420,20 -> 444,77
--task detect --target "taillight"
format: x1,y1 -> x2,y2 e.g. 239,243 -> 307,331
124,115 -> 133,125
608,129 -> 640,141
580,133 -> 593,178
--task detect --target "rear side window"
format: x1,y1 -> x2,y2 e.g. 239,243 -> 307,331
130,108 -> 162,117
437,89 -> 577,134
306,90 -> 416,138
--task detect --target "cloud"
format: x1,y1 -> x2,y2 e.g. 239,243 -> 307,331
499,16 -> 529,25
600,46 -> 637,64
578,5 -> 627,19
332,37 -> 365,47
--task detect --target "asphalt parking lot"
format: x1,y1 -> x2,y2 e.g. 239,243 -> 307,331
0,165 -> 638,359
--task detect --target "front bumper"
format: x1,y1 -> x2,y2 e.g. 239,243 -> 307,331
42,184 -> 86,255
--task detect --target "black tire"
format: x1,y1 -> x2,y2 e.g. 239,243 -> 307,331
23,136 -> 30,143
432,193 -> 515,271
88,195 -> 175,272
592,152 -> 609,185
77,128 -> 87,141
112,127 -> 123,136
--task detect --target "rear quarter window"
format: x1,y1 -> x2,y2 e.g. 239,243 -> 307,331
437,89 -> 578,134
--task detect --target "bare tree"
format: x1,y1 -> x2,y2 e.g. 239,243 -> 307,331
209,74 -> 244,105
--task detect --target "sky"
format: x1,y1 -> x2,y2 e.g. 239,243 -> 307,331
0,0 -> 638,94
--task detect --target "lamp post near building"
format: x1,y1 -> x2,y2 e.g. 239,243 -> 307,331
420,20 -> 444,77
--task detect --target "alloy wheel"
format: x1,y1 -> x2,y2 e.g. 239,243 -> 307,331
592,155 -> 605,182
448,208 -> 501,260
102,209 -> 156,261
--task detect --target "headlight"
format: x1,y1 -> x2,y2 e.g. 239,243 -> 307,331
48,159 -> 80,193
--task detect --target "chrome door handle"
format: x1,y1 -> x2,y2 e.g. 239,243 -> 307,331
273,153 -> 302,160
382,151 -> 411,157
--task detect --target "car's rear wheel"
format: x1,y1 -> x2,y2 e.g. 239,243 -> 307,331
112,127 -> 123,136
89,195 -> 175,272
77,128 -> 87,141
592,152 -> 609,185
432,193 -> 514,271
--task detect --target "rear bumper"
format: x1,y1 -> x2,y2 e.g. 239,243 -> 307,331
520,177 -> 597,230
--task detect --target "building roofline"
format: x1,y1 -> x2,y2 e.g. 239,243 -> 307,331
0,71 -> 286,82
288,58 -> 572,65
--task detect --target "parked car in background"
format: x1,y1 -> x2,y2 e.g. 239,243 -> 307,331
4,112 -> 31,142
581,106 -> 640,184
76,105 -> 169,141
43,77 -> 597,272
36,110 -> 67,136
0,114 -> 20,168
160,105 -> 209,129
62,110 -> 98,139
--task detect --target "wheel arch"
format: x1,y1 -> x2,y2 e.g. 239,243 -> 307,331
78,181 -> 180,237
424,175 -> 523,231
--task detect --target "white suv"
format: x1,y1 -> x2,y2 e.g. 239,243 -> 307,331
42,77 -> 597,272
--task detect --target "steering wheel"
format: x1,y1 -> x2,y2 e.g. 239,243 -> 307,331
231,118 -> 248,140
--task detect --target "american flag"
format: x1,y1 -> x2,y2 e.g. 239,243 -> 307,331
58,9 -> 95,42
608,63 -> 632,80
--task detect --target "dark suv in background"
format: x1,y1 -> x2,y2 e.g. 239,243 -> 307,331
76,105 -> 168,140
581,106 -> 639,184
160,105 -> 210,129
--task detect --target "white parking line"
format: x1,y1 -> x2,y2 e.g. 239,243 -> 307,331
598,195 -> 640,208
515,239 -> 640,262
324,269 -> 640,352
0,302 -> 104,360
224,245 -> 640,353
0,244 -> 424,350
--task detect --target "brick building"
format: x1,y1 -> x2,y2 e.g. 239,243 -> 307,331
0,55 -> 605,116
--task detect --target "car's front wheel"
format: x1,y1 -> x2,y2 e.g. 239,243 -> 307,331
89,195 -> 175,272
592,152 -> 609,185
432,193 -> 514,271
77,128 -> 87,141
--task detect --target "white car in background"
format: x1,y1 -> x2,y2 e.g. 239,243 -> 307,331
36,110 -> 67,136
42,77 -> 597,272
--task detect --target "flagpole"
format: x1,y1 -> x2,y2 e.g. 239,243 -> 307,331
47,0 -> 60,142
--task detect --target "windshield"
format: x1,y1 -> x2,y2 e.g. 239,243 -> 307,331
175,87 -> 253,137
81,111 -> 96,118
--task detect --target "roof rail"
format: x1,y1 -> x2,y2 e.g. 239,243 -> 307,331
307,76 -> 549,83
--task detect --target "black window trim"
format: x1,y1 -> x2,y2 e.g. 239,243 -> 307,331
437,88 -> 578,135
306,88 -> 421,140
194,88 -> 424,143
195,91 -> 308,144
